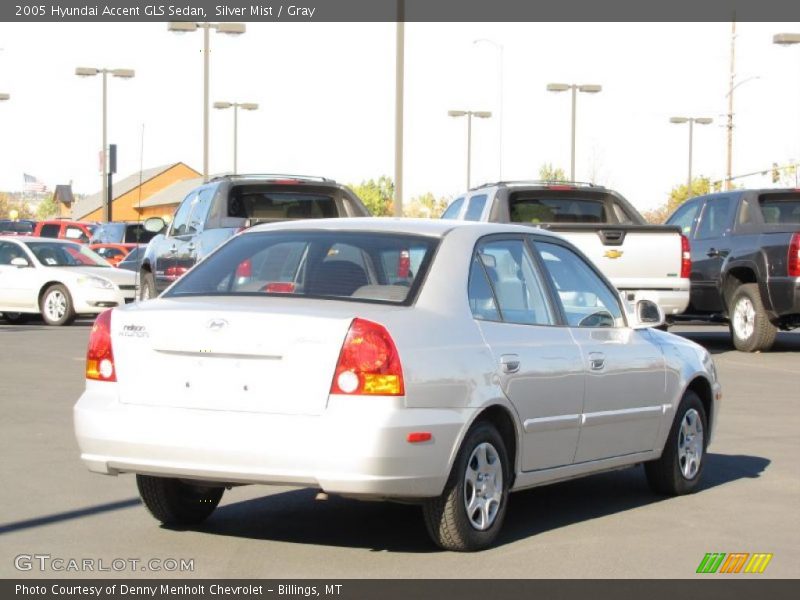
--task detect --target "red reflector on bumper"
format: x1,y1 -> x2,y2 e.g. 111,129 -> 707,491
407,432 -> 432,443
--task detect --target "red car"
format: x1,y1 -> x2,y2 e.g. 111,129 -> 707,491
89,243 -> 140,267
33,220 -> 97,244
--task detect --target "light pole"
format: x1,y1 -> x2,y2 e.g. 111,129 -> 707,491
448,110 -> 492,189
546,83 -> 602,181
169,21 -> 246,182
474,38 -> 504,180
75,67 -> 135,222
670,116 -> 713,196
0,93 -> 9,101
213,101 -> 258,174
774,33 -> 800,172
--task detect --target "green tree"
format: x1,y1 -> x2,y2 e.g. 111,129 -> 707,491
538,163 -> 567,182
0,192 -> 35,219
348,176 -> 395,216
36,195 -> 59,219
640,176 -> 713,224
405,192 -> 451,218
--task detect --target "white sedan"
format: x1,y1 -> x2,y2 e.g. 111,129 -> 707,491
0,236 -> 137,325
73,219 -> 720,551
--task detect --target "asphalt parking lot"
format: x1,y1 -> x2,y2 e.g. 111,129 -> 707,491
0,319 -> 797,579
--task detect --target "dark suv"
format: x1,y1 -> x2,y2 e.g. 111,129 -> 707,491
89,221 -> 159,245
139,174 -> 370,298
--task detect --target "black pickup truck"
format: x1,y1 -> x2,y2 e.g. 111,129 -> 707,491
666,189 -> 800,351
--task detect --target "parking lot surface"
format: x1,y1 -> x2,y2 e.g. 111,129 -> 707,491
0,320 -> 797,578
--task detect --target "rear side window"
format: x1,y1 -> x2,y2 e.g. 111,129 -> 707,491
758,193 -> 800,224
468,255 -> 501,321
696,197 -> 733,239
228,189 -> 336,221
441,197 -> 464,220
166,231 -> 438,305
509,197 -> 607,224
39,224 -> 60,238
463,195 -> 488,221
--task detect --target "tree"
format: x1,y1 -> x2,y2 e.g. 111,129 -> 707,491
36,195 -> 59,219
640,177 -> 712,224
538,163 -> 567,182
0,192 -> 35,220
404,192 -> 451,219
348,176 -> 395,216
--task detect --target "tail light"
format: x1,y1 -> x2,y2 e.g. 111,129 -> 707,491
680,234 -> 692,279
330,318 -> 404,396
86,309 -> 116,382
263,281 -> 296,293
397,250 -> 411,278
164,266 -> 188,280
789,233 -> 800,277
235,259 -> 253,278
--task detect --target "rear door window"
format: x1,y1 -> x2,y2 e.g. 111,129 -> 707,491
696,197 -> 733,239
463,195 -> 488,221
441,197 -> 464,220
39,224 -> 60,238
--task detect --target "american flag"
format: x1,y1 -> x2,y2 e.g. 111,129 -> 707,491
23,173 -> 47,193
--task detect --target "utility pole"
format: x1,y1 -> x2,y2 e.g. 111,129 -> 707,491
726,19 -> 736,190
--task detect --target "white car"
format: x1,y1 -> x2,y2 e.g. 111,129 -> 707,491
74,219 -> 720,551
0,236 -> 137,325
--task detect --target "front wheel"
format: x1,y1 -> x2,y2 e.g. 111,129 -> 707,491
729,283 -> 777,352
136,475 -> 223,526
645,390 -> 708,496
423,422 -> 510,551
40,284 -> 76,326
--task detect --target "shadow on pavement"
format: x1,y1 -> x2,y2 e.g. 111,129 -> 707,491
0,498 -> 141,536
193,452 -> 769,552
673,329 -> 800,354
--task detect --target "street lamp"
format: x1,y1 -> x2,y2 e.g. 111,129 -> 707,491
474,38 -> 504,180
75,66 -> 135,222
670,116 -> 713,197
169,21 -> 246,182
0,93 -> 9,101
546,83 -> 602,181
213,101 -> 258,174
448,110 -> 492,189
773,33 -> 800,172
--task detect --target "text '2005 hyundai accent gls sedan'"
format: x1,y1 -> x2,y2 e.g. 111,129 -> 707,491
74,219 -> 721,551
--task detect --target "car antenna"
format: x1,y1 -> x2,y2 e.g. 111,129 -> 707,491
135,123 -> 145,296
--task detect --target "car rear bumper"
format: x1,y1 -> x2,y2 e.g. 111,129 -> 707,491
74,386 -> 468,498
619,288 -> 690,316
767,276 -> 800,320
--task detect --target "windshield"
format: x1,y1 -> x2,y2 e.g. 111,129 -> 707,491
759,194 -> 800,224
27,241 -> 111,267
228,189 -> 338,221
166,231 -> 438,305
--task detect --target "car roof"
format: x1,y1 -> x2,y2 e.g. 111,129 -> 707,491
244,217 -> 565,239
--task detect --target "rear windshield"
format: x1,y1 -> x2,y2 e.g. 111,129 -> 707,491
759,194 -> 800,224
165,231 -> 439,305
509,196 -> 608,224
0,221 -> 34,234
228,189 -> 337,221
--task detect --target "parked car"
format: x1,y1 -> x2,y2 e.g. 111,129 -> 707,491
89,221 -> 158,245
115,246 -> 146,272
0,237 -> 137,325
441,181 -> 691,318
0,219 -> 35,236
666,188 -> 800,351
138,174 -> 371,299
33,220 -> 97,244
74,218 -> 720,551
89,243 -> 140,267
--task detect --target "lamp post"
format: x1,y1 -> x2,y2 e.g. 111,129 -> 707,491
0,93 -> 9,101
773,32 -> 800,171
474,38 -> 504,180
546,83 -> 602,181
213,101 -> 258,174
670,116 -> 713,196
75,67 -> 135,222
169,21 -> 246,182
448,110 -> 492,189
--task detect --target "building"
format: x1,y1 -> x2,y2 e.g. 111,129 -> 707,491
71,162 -> 200,221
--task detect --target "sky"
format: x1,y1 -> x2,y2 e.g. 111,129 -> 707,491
1,21 -> 799,212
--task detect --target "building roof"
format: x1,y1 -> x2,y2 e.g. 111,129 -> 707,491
137,176 -> 203,209
53,185 -> 74,206
71,163 -> 192,219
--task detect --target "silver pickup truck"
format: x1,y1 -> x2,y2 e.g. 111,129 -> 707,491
441,181 -> 690,317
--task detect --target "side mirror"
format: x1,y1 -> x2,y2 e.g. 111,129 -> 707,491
631,299 -> 665,329
11,257 -> 30,268
143,217 -> 166,234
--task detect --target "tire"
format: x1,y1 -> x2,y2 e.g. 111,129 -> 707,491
729,283 -> 777,352
645,390 -> 708,496
139,270 -> 156,301
40,284 -> 76,326
136,475 -> 223,526
2,312 -> 28,324
423,422 -> 510,551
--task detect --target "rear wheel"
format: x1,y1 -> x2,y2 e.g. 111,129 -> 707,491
136,475 -> 223,526
423,422 -> 510,551
40,284 -> 75,326
729,283 -> 777,352
139,271 -> 156,301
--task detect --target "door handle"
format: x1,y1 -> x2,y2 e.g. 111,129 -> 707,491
500,354 -> 520,374
589,352 -> 605,371
168,245 -> 177,254
706,248 -> 719,258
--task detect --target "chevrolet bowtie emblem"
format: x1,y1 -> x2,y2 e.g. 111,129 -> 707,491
604,250 -> 624,259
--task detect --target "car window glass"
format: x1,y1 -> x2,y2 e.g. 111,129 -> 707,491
170,193 -> 196,237
758,193 -> 800,224
612,202 -> 635,224
0,241 -> 25,265
463,195 -> 488,221
668,200 -> 701,235
441,197 -> 464,220
468,255 -> 501,322
188,187 -> 215,234
39,224 -> 60,238
695,197 -> 732,240
65,226 -> 88,242
535,241 -> 623,328
476,239 -> 555,326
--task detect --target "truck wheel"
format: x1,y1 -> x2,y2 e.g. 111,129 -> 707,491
139,271 -> 156,301
136,475 -> 223,526
40,284 -> 76,326
729,283 -> 777,352
422,422 -> 509,551
645,390 -> 707,496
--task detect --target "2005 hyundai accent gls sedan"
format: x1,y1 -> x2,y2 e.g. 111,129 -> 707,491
74,219 -> 721,551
